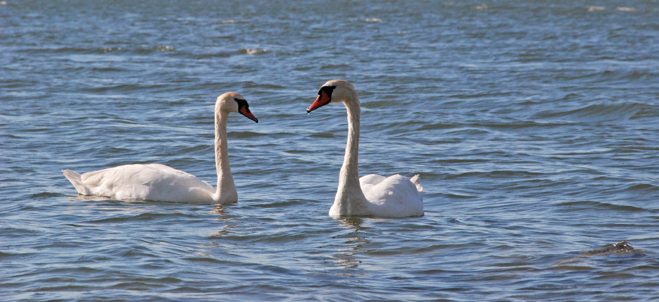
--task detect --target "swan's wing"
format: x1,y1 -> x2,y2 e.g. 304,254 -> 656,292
78,163 -> 214,202
360,174 -> 387,186
410,174 -> 424,193
361,174 -> 424,217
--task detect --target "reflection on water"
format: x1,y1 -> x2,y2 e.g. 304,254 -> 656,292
208,205 -> 234,237
331,217 -> 367,269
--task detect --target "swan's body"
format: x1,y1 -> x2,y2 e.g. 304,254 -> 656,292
307,80 -> 424,218
63,92 -> 258,204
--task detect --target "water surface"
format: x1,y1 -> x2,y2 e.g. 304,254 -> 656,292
2,0 -> 659,300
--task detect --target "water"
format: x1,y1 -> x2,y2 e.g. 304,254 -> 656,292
2,0 -> 659,300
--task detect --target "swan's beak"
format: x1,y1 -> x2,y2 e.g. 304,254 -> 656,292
306,90 -> 331,113
239,107 -> 259,123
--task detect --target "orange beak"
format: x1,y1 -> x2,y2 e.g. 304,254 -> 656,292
239,107 -> 258,123
306,91 -> 331,113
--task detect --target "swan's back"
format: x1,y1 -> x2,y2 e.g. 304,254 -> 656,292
63,164 -> 216,203
360,174 -> 424,218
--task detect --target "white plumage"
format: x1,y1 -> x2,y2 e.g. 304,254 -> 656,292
63,92 -> 258,204
307,80 -> 424,218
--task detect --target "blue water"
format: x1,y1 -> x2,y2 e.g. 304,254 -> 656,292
3,0 -> 659,300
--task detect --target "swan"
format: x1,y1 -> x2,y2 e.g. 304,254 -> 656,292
306,80 -> 424,218
62,92 -> 258,204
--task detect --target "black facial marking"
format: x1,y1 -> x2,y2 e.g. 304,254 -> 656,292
318,85 -> 336,99
234,98 -> 250,112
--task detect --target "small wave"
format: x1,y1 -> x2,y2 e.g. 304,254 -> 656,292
101,47 -> 123,53
360,18 -> 382,23
616,7 -> 636,12
532,102 -> 645,122
588,6 -> 606,12
155,45 -> 175,52
239,48 -> 269,55
216,19 -> 243,24
475,4 -> 488,10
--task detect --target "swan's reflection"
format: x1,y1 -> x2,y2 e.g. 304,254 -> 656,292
208,204 -> 235,237
331,217 -> 370,269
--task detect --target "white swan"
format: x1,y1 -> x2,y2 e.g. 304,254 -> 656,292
307,80 -> 424,218
62,92 -> 258,204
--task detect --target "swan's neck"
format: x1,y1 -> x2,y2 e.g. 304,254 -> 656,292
212,110 -> 238,203
332,96 -> 370,217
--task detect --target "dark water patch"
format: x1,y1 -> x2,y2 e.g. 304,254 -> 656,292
76,255 -> 113,263
414,269 -> 455,275
368,243 -> 485,256
554,68 -> 659,84
29,192 -> 65,199
189,51 -> 234,59
91,67 -> 126,72
248,199 -> 305,208
227,131 -> 271,139
0,251 -> 34,259
110,281 -> 168,290
319,63 -> 354,70
28,285 -> 101,292
361,100 -> 397,109
87,212 -> 199,224
255,234 -> 308,244
240,81 -> 286,90
417,123 -> 459,131
81,83 -> 169,93
555,200 -> 648,213
308,132 -> 336,138
445,170 -> 546,180
443,193 -> 478,199
625,183 -> 659,192
183,256 -> 233,265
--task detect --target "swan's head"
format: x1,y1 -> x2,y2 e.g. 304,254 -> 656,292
217,92 -> 258,123
306,79 -> 357,113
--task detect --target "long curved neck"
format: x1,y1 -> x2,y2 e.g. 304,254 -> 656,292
332,95 -> 370,217
213,110 -> 237,203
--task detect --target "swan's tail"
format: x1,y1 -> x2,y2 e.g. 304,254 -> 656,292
410,174 -> 424,193
62,169 -> 89,195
